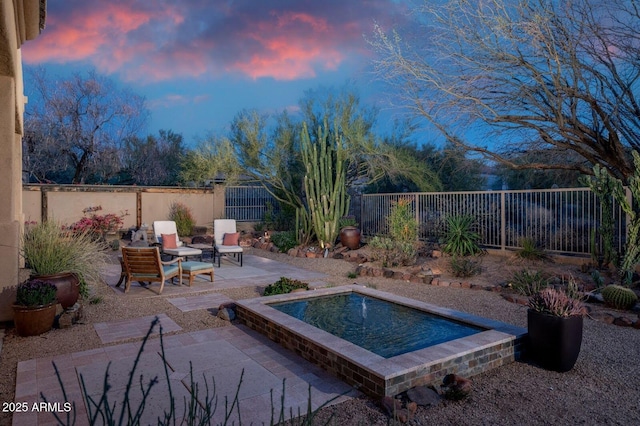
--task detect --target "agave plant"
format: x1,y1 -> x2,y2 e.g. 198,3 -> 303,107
441,215 -> 483,257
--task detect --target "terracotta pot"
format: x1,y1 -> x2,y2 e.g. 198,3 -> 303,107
12,303 -> 57,337
33,272 -> 80,309
340,226 -> 361,250
527,309 -> 583,372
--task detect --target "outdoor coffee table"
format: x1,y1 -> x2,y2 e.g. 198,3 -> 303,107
187,243 -> 214,261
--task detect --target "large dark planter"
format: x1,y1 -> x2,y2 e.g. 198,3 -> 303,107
527,309 -> 583,372
340,226 -> 361,250
12,303 -> 57,337
33,272 -> 80,309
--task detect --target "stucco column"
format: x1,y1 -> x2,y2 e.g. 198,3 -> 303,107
0,75 -> 21,321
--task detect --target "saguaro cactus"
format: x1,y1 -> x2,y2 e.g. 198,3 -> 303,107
300,122 -> 350,249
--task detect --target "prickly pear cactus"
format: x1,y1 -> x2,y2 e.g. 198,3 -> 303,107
601,285 -> 638,310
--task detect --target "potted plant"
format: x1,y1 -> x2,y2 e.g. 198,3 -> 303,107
21,220 -> 108,308
12,279 -> 58,336
527,287 -> 586,372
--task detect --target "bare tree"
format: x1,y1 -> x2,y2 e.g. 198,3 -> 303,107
371,0 -> 640,182
24,68 -> 148,183
121,130 -> 185,185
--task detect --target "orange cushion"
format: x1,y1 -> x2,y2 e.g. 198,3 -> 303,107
162,233 -> 178,249
222,232 -> 240,246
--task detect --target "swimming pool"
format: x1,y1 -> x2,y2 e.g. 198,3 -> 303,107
236,285 -> 527,397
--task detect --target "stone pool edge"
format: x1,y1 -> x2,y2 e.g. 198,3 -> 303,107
236,284 -> 528,398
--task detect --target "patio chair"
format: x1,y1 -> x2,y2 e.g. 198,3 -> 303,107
152,221 -> 202,260
120,246 -> 183,294
213,219 -> 243,267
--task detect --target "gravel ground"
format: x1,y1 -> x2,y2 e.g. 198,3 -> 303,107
1,248 -> 639,425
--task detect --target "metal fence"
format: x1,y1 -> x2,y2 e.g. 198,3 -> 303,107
225,186 -> 278,222
361,188 -> 629,256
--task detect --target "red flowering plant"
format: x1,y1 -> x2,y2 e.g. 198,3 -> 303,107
69,206 -> 127,239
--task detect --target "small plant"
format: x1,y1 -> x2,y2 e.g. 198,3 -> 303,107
270,230 -> 298,253
591,270 -> 605,289
528,287 -> 586,317
15,279 -> 57,306
169,201 -> 195,237
509,269 -> 549,296
347,271 -> 357,279
516,237 -> 550,261
338,215 -> 358,228
449,256 -> 482,277
441,215 -> 483,257
263,277 -> 309,296
369,236 -> 417,267
601,285 -> 638,310
109,239 -> 121,251
388,198 -> 418,243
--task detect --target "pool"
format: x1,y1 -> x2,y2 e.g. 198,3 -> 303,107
271,293 -> 484,358
236,285 -> 527,398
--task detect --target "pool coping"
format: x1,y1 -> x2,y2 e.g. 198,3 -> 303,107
236,285 -> 528,398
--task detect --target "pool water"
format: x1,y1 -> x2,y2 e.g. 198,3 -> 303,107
271,293 -> 483,358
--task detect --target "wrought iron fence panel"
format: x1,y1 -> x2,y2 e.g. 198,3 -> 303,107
225,186 -> 279,222
362,188 -> 628,256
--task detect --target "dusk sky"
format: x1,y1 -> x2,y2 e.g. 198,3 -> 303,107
22,0 -> 414,145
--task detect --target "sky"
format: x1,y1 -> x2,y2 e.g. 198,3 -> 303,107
22,0 -> 413,145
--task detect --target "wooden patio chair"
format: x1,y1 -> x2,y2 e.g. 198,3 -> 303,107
121,246 -> 183,294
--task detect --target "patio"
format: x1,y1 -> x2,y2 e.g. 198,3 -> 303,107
10,255 -> 357,426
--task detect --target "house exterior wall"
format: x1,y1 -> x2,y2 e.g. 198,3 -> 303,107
0,0 -> 45,321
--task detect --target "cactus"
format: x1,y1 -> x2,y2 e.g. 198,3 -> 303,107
300,121 -> 350,249
601,285 -> 638,310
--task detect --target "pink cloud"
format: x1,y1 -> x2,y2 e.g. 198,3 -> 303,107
22,0 -> 405,82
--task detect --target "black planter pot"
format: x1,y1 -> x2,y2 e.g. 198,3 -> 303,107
527,309 -> 583,372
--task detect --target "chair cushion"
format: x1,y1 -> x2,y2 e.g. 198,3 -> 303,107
162,233 -> 178,249
215,244 -> 243,253
162,265 -> 180,275
164,247 -> 202,256
222,232 -> 240,246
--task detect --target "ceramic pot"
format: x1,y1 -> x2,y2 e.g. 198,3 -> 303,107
527,309 -> 583,372
12,303 -> 57,337
33,272 -> 80,309
339,226 -> 361,250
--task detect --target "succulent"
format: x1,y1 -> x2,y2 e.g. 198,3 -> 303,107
601,285 -> 638,310
528,287 -> 586,317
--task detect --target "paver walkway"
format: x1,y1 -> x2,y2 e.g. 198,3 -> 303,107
12,254 -> 357,425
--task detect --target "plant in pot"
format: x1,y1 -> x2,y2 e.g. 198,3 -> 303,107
12,279 -> 58,336
527,287 -> 587,372
21,220 -> 109,308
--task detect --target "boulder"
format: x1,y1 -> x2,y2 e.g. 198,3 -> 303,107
406,385 -> 442,407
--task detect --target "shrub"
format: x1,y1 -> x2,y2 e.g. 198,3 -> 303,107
263,277 -> 308,296
449,256 -> 482,277
441,215 -> 483,257
516,237 -> 550,261
270,230 -> 298,253
368,236 -> 417,267
168,202 -> 195,236
529,287 -> 586,317
509,269 -> 549,296
388,198 -> 418,243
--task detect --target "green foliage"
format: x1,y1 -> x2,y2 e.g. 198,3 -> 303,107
441,215 -> 483,257
21,220 -> 108,288
515,237 -> 550,261
582,165 -> 619,267
168,202 -> 195,237
368,236 -> 417,267
15,279 -> 57,306
347,272 -> 357,279
338,215 -> 358,228
270,231 -> 298,253
509,269 -> 549,296
528,288 -> 586,317
388,198 -> 419,243
591,270 -> 605,289
301,122 -> 350,248
449,256 -> 482,278
263,277 -> 309,296
601,285 -> 638,310
109,239 -> 121,251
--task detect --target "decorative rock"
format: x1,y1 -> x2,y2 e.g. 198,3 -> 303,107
406,385 -> 442,407
383,268 -> 395,278
56,303 -> 84,328
381,396 -> 412,423
393,271 -> 405,280
633,319 -> 640,329
461,281 -> 472,289
441,374 -> 472,400
217,307 -> 235,321
450,282 -> 461,288
613,316 -> 633,327
372,268 -> 383,277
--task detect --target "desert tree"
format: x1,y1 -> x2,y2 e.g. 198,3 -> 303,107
120,130 -> 185,185
370,0 -> 640,182
24,68 -> 147,183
